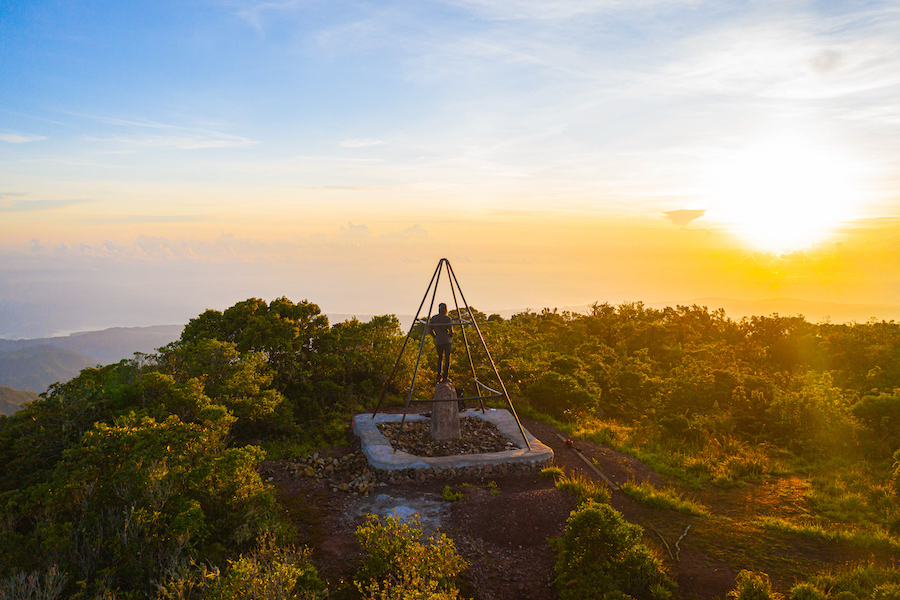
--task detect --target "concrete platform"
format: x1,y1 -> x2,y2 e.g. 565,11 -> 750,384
352,408 -> 553,473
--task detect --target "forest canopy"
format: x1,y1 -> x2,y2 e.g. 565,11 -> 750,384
2,297 -> 900,598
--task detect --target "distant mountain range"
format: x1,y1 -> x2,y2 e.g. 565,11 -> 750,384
0,325 -> 183,395
0,386 -> 38,416
649,297 -> 900,324
489,298 -> 900,324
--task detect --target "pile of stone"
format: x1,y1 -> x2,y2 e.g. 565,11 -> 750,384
290,451 -> 384,495
377,417 -> 517,457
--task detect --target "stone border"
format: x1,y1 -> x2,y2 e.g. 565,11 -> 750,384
352,408 -> 554,477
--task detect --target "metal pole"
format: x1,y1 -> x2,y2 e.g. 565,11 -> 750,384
448,273 -> 478,410
393,258 -> 444,450
446,260 -> 531,450
372,260 -> 442,416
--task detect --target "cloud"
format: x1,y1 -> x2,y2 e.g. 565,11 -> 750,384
339,138 -> 386,148
339,222 -> 371,239
232,0 -> 307,34
439,0 -> 692,21
0,133 -> 46,143
91,132 -> 257,150
664,209 -> 705,227
91,215 -> 206,224
68,112 -> 257,150
381,224 -> 429,240
0,199 -> 90,213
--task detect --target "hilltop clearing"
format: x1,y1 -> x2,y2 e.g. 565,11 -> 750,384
265,415 -> 898,600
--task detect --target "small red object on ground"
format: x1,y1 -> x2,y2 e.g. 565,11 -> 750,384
565,438 -> 574,448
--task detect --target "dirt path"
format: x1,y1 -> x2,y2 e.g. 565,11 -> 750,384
264,416 -> 896,600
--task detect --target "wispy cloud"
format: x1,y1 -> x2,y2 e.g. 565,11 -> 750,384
339,138 -> 386,148
231,0 -> 307,34
90,133 -> 257,150
0,132 -> 46,143
0,199 -> 90,212
91,215 -> 206,224
66,111 -> 258,150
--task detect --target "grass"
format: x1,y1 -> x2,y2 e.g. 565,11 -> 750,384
619,480 -> 712,518
541,465 -> 564,479
755,516 -> 900,554
791,562 -> 900,599
553,470 -> 611,505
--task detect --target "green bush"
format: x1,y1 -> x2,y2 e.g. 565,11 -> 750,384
873,584 -> 900,600
354,513 -> 467,600
525,372 -> 598,420
788,582 -> 826,600
157,534 -> 325,600
727,570 -> 783,600
553,502 -> 675,600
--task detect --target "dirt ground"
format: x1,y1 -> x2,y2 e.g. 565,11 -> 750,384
263,415 -> 896,600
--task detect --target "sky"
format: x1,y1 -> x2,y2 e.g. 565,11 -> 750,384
2,0 -> 900,338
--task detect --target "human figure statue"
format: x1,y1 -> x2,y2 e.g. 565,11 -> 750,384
429,302 -> 453,383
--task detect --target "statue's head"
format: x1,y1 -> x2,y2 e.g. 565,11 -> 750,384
439,302 -> 447,315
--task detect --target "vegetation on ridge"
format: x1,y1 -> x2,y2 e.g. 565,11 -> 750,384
1,296 -> 900,597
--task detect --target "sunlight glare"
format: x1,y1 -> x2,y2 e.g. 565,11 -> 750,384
702,137 -> 862,253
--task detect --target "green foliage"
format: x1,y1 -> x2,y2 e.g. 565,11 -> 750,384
554,470 -> 611,505
157,535 -> 326,600
788,582 -> 826,600
525,371 -> 598,420
442,485 -> 463,502
553,501 -> 675,600
354,513 -> 467,600
790,563 -> 900,600
8,295 -> 900,596
619,480 -> 711,517
487,480 -> 500,496
541,466 -> 565,479
0,409 -> 277,596
755,516 -> 900,553
727,570 -> 783,600
854,393 -> 900,455
0,565 -> 66,600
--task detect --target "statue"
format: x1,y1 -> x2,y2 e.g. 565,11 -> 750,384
429,302 -> 453,383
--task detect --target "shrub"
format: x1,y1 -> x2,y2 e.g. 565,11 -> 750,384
157,535 -> 326,600
553,502 -> 675,600
789,582 -> 826,600
727,570 -> 783,600
541,466 -> 565,479
525,372 -> 598,420
442,485 -> 463,502
354,513 -> 467,600
874,584 -> 900,600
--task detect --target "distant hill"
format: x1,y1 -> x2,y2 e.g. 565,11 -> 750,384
0,324 -> 183,364
0,386 -> 38,416
664,298 -> 900,324
0,345 -> 100,394
487,299 -> 900,325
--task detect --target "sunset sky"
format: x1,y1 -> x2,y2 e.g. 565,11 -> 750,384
2,0 -> 900,338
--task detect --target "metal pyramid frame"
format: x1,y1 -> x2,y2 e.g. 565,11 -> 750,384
371,258 -> 531,450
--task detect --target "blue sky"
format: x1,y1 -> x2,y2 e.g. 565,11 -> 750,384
2,1 -> 900,337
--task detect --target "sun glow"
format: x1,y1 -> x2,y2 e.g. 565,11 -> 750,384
701,137 -> 862,253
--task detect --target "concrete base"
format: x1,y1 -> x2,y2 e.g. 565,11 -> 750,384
352,409 -> 553,474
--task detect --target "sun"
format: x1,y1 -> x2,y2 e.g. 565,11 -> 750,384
701,136 -> 862,253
